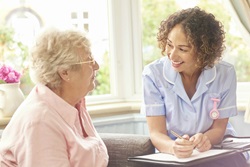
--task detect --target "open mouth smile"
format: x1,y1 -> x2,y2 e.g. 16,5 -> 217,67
171,61 -> 183,68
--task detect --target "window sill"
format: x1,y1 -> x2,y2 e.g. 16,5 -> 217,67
87,101 -> 141,118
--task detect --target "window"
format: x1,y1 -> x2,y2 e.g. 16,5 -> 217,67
0,0 -> 112,98
0,0 -> 143,108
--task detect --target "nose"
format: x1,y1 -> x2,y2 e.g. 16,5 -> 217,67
168,48 -> 178,60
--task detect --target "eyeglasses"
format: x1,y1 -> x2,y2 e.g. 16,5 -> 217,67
73,59 -> 95,65
71,55 -> 96,65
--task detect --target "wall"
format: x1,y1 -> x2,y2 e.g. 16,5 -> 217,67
93,113 -> 149,135
229,111 -> 250,137
1,111 -> 249,138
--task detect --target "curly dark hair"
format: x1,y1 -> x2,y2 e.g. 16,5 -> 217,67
157,6 -> 225,69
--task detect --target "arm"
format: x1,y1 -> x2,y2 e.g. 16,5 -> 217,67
147,116 -> 194,158
205,118 -> 229,144
191,64 -> 237,152
18,122 -> 70,167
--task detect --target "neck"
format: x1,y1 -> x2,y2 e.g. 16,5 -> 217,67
180,69 -> 202,99
48,85 -> 77,106
180,68 -> 202,81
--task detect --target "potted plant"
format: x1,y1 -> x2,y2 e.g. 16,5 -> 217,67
0,63 -> 25,118
0,26 -> 27,118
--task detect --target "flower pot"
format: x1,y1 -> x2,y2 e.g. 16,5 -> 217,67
0,83 -> 25,117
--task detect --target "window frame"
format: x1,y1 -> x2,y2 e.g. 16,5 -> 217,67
86,0 -> 143,105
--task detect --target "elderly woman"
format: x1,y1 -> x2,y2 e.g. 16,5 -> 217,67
0,28 -> 108,167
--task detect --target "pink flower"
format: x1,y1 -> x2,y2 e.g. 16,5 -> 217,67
0,64 -> 21,83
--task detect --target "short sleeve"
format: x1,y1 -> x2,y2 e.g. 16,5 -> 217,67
141,66 -> 166,116
218,65 -> 237,118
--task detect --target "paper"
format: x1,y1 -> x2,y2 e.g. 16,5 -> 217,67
129,135 -> 250,166
213,137 -> 250,149
131,149 -> 233,163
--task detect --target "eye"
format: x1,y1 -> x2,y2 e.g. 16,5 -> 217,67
180,48 -> 188,52
166,42 -> 173,48
90,59 -> 95,65
88,56 -> 95,65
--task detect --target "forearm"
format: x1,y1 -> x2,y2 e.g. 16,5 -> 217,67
150,131 -> 175,154
204,118 -> 229,145
204,128 -> 225,145
147,116 -> 175,154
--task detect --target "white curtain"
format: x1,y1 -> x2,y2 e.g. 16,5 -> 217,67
245,99 -> 250,123
226,0 -> 250,123
226,0 -> 250,44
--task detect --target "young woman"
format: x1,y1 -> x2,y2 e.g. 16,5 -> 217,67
141,7 -> 248,167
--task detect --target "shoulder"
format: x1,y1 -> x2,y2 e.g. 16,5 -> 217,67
212,61 -> 236,86
215,61 -> 235,72
213,61 -> 236,79
142,57 -> 168,76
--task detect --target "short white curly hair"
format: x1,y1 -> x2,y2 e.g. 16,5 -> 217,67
29,27 -> 91,89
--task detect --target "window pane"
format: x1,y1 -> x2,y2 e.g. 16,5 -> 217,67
0,0 -> 111,95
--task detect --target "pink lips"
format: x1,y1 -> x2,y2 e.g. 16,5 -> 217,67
171,61 -> 183,68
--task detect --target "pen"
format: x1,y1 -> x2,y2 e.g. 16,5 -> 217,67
170,130 -> 183,139
222,139 -> 233,143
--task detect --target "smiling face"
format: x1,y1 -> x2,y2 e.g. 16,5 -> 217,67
166,24 -> 199,76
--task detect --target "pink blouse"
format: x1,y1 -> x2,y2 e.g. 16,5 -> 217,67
0,84 -> 109,167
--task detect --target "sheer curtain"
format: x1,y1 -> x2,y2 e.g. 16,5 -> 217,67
245,99 -> 250,123
226,0 -> 250,123
226,0 -> 250,43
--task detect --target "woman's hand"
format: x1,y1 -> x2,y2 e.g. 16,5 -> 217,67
190,133 -> 212,152
172,135 -> 194,158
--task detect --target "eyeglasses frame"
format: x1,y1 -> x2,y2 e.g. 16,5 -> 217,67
72,59 -> 95,65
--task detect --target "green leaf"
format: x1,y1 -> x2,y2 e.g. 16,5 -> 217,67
0,79 -> 7,84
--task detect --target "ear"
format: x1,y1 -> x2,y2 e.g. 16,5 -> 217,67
58,69 -> 70,82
